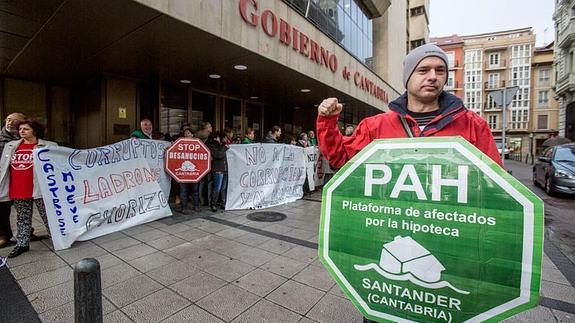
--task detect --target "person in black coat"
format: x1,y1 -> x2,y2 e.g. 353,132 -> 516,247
207,131 -> 228,212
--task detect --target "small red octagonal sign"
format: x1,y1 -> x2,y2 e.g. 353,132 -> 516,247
165,138 -> 211,183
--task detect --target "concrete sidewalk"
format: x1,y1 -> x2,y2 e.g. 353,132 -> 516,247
0,190 -> 574,322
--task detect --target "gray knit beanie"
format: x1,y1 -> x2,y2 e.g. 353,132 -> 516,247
403,43 -> 449,88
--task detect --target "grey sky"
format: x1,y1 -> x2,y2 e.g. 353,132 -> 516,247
429,0 -> 555,47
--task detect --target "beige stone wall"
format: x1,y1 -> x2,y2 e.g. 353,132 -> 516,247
408,0 -> 429,43
372,0 -> 407,92
134,0 -> 400,111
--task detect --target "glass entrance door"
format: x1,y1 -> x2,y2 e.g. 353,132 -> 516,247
223,98 -> 241,138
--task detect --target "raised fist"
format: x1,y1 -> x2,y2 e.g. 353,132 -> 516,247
318,98 -> 343,117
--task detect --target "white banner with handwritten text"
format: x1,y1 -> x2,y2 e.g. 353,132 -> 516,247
34,139 -> 172,250
225,144 -> 306,210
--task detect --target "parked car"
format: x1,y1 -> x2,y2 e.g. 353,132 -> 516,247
495,141 -> 510,159
533,143 -> 575,195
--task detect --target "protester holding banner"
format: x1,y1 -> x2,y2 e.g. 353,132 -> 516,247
316,43 -> 502,168
262,126 -> 281,143
178,128 -> 201,214
0,112 -> 25,249
223,128 -> 234,146
297,132 -> 309,148
131,118 -> 153,139
0,120 -> 57,258
196,121 -> 213,206
207,131 -> 228,212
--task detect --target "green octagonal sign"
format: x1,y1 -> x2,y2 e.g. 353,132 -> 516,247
319,137 -> 544,322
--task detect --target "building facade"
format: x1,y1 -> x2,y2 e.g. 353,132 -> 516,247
431,35 -> 464,99
554,0 -> 575,140
0,0 -> 402,148
434,28 -> 557,161
531,43 -> 560,157
407,0 -> 430,51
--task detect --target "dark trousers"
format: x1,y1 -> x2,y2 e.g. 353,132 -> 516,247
0,201 -> 13,239
179,183 -> 200,210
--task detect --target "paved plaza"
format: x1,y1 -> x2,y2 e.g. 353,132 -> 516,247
1,189 -> 575,322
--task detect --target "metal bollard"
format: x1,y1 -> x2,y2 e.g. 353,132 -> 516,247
74,258 -> 103,323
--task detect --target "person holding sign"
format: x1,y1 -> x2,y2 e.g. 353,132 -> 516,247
316,43 -> 502,168
0,120 -> 57,258
131,118 -> 153,139
208,131 -> 229,212
178,128 -> 201,214
0,112 -> 25,249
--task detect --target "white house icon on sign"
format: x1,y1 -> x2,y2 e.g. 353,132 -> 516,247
379,236 -> 445,283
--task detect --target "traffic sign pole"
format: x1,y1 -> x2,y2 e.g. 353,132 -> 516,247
489,86 -> 519,167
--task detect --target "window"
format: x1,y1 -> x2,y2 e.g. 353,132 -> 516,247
446,51 -> 455,68
410,39 -> 425,50
464,90 -> 482,110
488,73 -> 500,89
511,86 -> 530,108
410,6 -> 425,16
539,68 -> 550,83
160,84 -> 188,138
446,75 -> 454,88
509,109 -> 529,129
489,53 -> 500,66
486,95 -> 497,109
537,115 -> 548,130
488,115 -> 498,129
284,0 -> 373,67
464,49 -> 483,70
465,70 -> 482,90
538,91 -> 549,107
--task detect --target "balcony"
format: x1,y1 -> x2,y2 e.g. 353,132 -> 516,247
448,61 -> 461,69
484,59 -> 506,70
484,102 -> 502,110
445,81 -> 461,90
558,18 -> 575,48
555,72 -> 575,96
484,80 -> 506,90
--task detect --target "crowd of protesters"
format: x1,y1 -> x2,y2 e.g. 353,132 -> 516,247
165,122 -> 326,213
0,113 -> 344,257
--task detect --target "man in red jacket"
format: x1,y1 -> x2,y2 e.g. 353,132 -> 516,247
317,43 -> 502,168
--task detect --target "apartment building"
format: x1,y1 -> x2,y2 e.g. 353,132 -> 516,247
431,35 -> 464,98
372,0 -> 430,92
531,43 -> 560,157
435,28 -> 543,160
407,0 -> 430,51
554,0 -> 575,140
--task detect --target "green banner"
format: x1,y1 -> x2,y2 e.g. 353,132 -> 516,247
319,137 -> 544,322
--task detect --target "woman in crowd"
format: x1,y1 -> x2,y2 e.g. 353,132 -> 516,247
0,120 -> 57,258
242,127 -> 255,144
207,131 -> 228,212
178,128 -> 200,214
297,132 -> 309,147
307,130 -> 317,146
223,127 -> 234,146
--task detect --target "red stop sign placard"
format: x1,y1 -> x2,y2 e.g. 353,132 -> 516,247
165,138 -> 211,183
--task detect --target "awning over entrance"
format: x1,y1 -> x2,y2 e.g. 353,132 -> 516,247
1,0 -> 398,114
